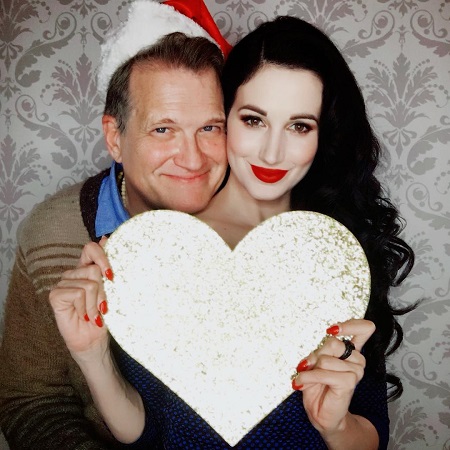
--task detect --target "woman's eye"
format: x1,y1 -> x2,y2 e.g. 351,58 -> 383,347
242,116 -> 263,127
291,123 -> 311,134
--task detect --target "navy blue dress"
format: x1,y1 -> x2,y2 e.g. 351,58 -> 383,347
111,340 -> 389,449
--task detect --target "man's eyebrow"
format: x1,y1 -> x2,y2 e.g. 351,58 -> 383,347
208,116 -> 226,124
147,117 -> 176,124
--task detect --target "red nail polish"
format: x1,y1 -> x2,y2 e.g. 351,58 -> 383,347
95,315 -> 103,328
105,268 -> 113,281
84,314 -> 90,322
99,301 -> 108,315
296,359 -> 309,372
326,325 -> 340,335
292,379 -> 303,391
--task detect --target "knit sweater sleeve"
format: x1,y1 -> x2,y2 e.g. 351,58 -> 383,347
0,183 -> 114,449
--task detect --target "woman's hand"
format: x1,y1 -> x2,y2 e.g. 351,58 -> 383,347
49,237 -> 113,357
50,238 -> 146,442
291,318 -> 378,449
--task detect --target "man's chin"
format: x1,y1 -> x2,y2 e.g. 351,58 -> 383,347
175,201 -> 210,215
165,180 -> 224,214
161,196 -> 212,215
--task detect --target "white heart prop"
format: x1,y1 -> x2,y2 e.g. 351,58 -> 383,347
104,210 -> 370,446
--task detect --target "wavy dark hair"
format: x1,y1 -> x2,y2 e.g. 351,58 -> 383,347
222,16 -> 414,399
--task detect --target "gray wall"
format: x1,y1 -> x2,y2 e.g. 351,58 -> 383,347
0,0 -> 449,448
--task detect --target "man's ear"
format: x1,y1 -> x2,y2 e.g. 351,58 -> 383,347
102,115 -> 122,162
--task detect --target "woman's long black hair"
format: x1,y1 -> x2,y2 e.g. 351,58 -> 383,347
221,16 -> 414,399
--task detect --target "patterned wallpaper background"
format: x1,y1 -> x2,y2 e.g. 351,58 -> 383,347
0,0 -> 449,448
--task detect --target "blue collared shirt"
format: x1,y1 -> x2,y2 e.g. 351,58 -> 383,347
95,162 -> 130,238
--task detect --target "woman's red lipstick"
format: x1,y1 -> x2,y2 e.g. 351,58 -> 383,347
250,164 -> 288,183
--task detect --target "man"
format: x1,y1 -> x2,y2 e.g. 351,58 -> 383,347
0,1 -> 230,448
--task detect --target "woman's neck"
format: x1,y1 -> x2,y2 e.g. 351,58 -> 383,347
196,172 -> 290,249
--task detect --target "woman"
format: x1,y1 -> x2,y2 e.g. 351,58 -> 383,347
52,16 -> 413,449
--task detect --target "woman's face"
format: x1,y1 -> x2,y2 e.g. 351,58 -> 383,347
226,64 -> 322,202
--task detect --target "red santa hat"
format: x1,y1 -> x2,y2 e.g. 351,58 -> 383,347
98,0 -> 232,97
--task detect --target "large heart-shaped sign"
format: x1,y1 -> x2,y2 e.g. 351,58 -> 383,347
103,210 -> 370,446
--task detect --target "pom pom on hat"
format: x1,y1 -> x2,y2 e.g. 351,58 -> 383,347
97,0 -> 230,98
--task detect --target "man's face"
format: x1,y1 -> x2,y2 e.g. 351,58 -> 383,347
104,64 -> 227,215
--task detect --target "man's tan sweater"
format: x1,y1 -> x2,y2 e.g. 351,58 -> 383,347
0,181 -> 116,449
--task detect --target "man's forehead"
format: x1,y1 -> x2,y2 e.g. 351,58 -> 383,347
145,112 -> 225,123
130,61 -> 220,86
129,66 -> 224,123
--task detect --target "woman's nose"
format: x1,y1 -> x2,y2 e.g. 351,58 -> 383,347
259,130 -> 284,165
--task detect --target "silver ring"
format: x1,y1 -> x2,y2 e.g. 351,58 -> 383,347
339,339 -> 355,360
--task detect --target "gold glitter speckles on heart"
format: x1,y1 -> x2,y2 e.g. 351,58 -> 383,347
103,210 -> 370,446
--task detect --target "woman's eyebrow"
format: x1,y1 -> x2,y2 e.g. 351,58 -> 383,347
238,106 -> 319,124
238,104 -> 267,116
290,114 -> 319,123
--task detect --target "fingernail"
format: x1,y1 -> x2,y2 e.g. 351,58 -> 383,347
95,315 -> 103,328
296,359 -> 309,372
84,314 -> 90,322
292,379 -> 303,391
105,268 -> 113,281
326,325 -> 340,335
99,300 -> 108,315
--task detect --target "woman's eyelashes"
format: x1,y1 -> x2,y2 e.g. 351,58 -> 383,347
289,122 -> 313,134
241,115 -> 263,128
240,115 -> 314,134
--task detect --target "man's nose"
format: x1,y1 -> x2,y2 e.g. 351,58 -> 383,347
259,130 -> 284,165
173,134 -> 205,170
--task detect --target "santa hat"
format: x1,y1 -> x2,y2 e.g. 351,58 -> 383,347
97,0 -> 232,97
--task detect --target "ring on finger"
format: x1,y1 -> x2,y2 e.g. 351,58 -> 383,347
339,339 -> 355,360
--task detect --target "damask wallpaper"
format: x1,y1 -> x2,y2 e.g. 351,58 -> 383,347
0,0 -> 449,449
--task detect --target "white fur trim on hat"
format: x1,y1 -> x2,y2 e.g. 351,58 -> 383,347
97,0 -> 218,98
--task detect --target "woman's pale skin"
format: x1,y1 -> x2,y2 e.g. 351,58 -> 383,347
50,65 -> 378,449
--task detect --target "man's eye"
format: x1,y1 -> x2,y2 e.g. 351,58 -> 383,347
202,125 -> 223,133
155,127 -> 167,133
